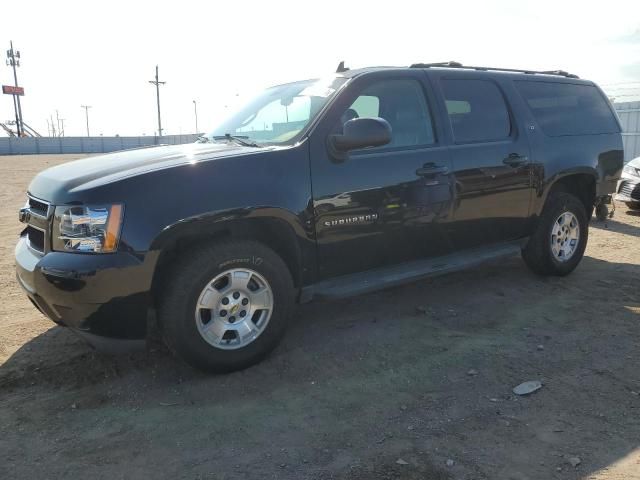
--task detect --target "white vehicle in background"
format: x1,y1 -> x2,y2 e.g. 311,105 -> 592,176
616,156 -> 640,210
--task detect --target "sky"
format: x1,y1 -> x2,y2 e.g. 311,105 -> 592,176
1,0 -> 640,137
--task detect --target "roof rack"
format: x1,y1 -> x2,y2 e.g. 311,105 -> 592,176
409,61 -> 579,79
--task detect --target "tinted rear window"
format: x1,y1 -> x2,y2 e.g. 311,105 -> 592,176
515,81 -> 620,136
441,79 -> 511,143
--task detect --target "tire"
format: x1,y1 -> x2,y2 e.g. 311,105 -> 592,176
158,240 -> 294,373
626,202 -> 640,211
522,192 -> 588,276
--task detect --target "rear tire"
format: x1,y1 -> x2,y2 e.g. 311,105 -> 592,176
522,192 -> 588,276
158,240 -> 294,373
626,202 -> 640,210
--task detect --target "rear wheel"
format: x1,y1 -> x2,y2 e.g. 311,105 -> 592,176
522,192 -> 588,276
158,240 -> 294,372
626,202 -> 640,210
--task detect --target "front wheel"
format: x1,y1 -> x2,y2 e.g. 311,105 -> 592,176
522,192 -> 588,276
158,240 -> 294,372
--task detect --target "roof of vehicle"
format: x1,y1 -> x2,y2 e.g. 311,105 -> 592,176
336,61 -> 589,83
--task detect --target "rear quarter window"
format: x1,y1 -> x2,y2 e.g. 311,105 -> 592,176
515,81 -> 620,136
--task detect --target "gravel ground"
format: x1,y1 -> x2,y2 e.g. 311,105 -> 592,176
1,154 -> 639,480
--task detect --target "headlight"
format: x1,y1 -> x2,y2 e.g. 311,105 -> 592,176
53,204 -> 123,253
623,164 -> 639,177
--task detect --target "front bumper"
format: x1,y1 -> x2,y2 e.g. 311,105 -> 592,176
615,177 -> 640,204
15,237 -> 157,351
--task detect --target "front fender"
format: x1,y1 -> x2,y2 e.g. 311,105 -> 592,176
150,206 -> 308,250
148,206 -> 316,288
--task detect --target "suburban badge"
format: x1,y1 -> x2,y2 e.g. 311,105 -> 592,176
323,213 -> 378,227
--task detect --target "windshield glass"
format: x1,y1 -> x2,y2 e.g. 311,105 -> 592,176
203,77 -> 348,146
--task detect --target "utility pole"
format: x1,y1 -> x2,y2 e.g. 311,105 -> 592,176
192,100 -> 199,133
148,65 -> 165,136
81,105 -> 92,136
6,41 -> 23,137
55,110 -> 65,137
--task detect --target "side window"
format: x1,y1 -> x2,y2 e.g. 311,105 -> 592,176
338,79 -> 435,148
515,81 -> 620,136
350,95 -> 380,118
441,79 -> 511,143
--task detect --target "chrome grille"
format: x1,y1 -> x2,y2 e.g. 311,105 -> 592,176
619,181 -> 640,200
28,197 -> 49,217
25,226 -> 45,252
20,196 -> 52,254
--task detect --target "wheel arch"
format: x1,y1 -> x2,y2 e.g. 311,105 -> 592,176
537,168 -> 597,218
149,207 -> 309,303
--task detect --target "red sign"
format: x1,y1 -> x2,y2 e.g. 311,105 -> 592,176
2,85 -> 24,96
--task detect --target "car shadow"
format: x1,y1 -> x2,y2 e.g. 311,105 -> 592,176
1,255 -> 639,479
591,212 -> 640,237
0,327 -> 202,392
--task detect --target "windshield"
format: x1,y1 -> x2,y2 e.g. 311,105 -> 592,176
203,77 -> 348,146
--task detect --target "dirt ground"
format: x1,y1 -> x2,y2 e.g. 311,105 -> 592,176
0,154 -> 639,480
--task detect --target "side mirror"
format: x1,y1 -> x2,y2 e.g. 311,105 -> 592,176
328,117 -> 392,161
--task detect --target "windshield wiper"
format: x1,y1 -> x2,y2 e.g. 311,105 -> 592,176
212,134 -> 262,148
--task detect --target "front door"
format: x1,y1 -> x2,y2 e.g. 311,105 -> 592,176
309,71 -> 455,280
428,73 -> 533,249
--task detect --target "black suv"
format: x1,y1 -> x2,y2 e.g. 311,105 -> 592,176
16,62 -> 623,372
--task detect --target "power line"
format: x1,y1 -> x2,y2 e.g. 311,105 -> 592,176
603,86 -> 640,91
600,81 -> 640,86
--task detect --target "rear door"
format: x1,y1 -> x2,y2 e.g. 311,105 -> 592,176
309,71 -> 455,280
428,72 -> 534,249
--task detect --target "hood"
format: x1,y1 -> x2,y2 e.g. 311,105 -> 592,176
28,142 -> 269,201
628,156 -> 640,168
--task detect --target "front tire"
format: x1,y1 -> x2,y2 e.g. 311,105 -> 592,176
522,192 -> 588,276
158,240 -> 294,373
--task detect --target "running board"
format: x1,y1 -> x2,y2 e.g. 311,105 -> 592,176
301,240 -> 526,302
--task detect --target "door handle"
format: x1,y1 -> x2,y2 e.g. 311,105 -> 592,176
416,163 -> 449,177
503,153 -> 528,167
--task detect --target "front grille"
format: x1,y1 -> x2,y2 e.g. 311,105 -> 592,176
26,226 -> 45,253
619,181 -> 640,200
28,197 -> 49,216
21,196 -> 51,254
